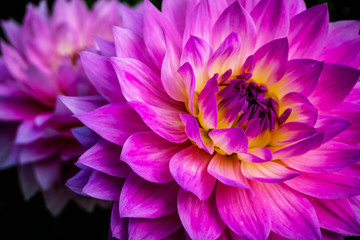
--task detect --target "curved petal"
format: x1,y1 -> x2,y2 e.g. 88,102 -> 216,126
216,182 -> 270,240
315,115 -> 351,144
129,212 -> 182,240
288,4 -> 329,59
241,161 -> 299,183
207,154 -> 250,189
110,202 -> 128,240
198,76 -> 218,130
252,38 -> 288,87
33,160 -> 61,190
122,131 -> 189,183
269,59 -> 323,99
251,182 -> 321,240
76,103 -> 149,146
119,172 -> 179,218
59,95 -> 107,115
78,139 -> 130,178
178,189 -> 224,240
237,147 -> 273,163
251,0 -> 289,47
309,63 -> 359,111
208,128 -> 248,155
285,165 -> 360,199
169,145 -> 216,201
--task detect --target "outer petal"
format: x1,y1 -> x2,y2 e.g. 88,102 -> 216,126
311,198 -> 360,236
128,212 -> 181,240
251,0 -> 289,47
207,154 -> 250,189
33,160 -> 61,190
59,95 -> 107,115
169,145 -> 216,201
82,171 -> 124,201
288,4 -> 329,59
285,165 -> 360,199
78,139 -> 130,178
269,59 -> 323,99
122,131 -> 189,183
130,101 -> 187,143
251,182 -> 321,240
80,51 -> 124,102
241,161 -> 299,183
309,63 -> 359,111
178,189 -> 224,240
119,172 -> 179,218
252,38 -> 288,87
208,128 -> 248,155
111,202 -> 128,240
216,183 -> 270,240
76,103 -> 149,146
315,115 -> 351,144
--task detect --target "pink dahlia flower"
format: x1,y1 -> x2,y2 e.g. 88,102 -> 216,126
0,0 -> 126,214
66,0 -> 360,239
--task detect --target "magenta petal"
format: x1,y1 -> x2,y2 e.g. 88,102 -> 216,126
271,59 -> 323,99
178,189 -> 224,240
0,96 -> 46,121
285,165 -> 360,199
237,148 -> 273,163
177,62 -> 196,114
288,4 -> 329,59
15,120 -> 43,144
78,139 -> 130,178
122,131 -> 188,184
169,145 -> 216,201
253,38 -> 288,87
110,202 -> 128,240
283,141 -> 360,173
208,154 -> 250,189
251,0 -> 289,47
309,63 -> 360,111
95,37 -> 116,58
311,198 -> 360,236
71,126 -> 100,149
285,0 -> 306,17
59,95 -> 107,115
321,230 -> 343,240
242,161 -> 299,183
208,128 -> 248,155
198,77 -> 218,130
273,133 -> 323,159
130,101 -> 187,144
216,183 -> 270,240
20,139 -> 64,164
76,103 -> 149,146
251,182 -> 321,240
180,114 -> 214,153
212,1 -> 256,61
129,212 -> 181,240
119,172 -> 179,218
315,115 -> 351,144
280,92 -> 318,126
272,122 -> 317,144
82,171 -> 124,201
1,20 -> 22,50
80,51 -> 124,103
66,168 -> 92,195
119,4 -> 143,36
1,41 -> 27,81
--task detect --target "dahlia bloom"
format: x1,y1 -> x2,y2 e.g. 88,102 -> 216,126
67,0 -> 360,238
0,0 -> 126,214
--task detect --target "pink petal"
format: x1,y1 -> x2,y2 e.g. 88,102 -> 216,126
180,114 -> 214,153
216,182 -> 270,240
110,202 -> 128,240
59,95 -> 107,115
1,38 -> 28,80
15,120 -> 43,144
1,20 -> 22,50
119,172 -> 179,218
285,165 -> 360,199
309,63 -> 359,111
80,51 -> 124,103
251,182 -> 321,240
19,139 -> 64,164
198,76 -> 218,130
311,198 -> 360,236
82,171 -> 124,201
71,126 -> 100,149
143,0 -> 181,69
78,139 -> 130,178
315,115 -> 351,144
251,0 -> 289,47
208,128 -> 248,155
76,103 -> 149,146
272,122 -> 317,144
129,212 -> 181,240
119,4 -> 143,36
207,154 -> 250,189
95,37 -> 116,58
130,101 -> 187,143
237,147 -> 273,163
0,96 -> 47,121
252,38 -> 288,87
284,0 -> 306,17
288,4 -> 329,59
279,92 -> 318,126
177,62 -> 196,115
122,131 -> 189,184
272,133 -> 323,159
211,1 -> 256,62
169,145 -> 216,201
270,59 -> 323,99
178,189 -> 225,240
320,230 -> 343,240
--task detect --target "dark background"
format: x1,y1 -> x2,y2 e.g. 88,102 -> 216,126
0,0 -> 359,239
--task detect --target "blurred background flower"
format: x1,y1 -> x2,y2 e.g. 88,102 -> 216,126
0,0 -> 359,240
